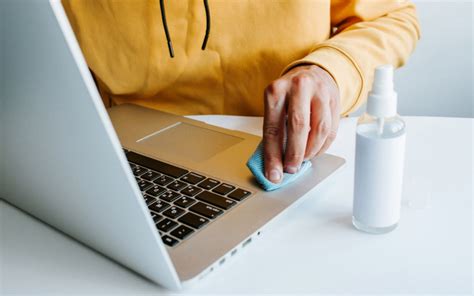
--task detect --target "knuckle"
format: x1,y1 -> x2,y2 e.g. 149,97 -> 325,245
326,129 -> 337,141
265,80 -> 284,96
291,73 -> 312,87
273,79 -> 286,91
286,151 -> 305,162
329,96 -> 339,109
265,95 -> 280,109
313,78 -> 324,89
264,82 -> 285,108
263,125 -> 281,138
289,112 -> 309,131
264,84 -> 275,97
316,120 -> 330,135
316,88 -> 330,103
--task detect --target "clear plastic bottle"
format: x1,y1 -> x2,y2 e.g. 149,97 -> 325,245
352,65 -> 406,234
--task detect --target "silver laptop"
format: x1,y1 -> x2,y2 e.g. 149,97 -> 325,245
0,0 -> 345,290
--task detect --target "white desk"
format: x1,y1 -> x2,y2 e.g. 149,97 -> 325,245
1,116 -> 472,294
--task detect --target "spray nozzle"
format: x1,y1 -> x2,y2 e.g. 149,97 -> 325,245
367,65 -> 397,118
372,65 -> 394,94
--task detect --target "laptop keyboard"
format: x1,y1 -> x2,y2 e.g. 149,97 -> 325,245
124,149 -> 252,247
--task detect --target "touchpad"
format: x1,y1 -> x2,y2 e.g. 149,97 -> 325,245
137,122 -> 243,162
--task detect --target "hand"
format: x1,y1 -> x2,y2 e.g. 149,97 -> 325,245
263,64 -> 341,183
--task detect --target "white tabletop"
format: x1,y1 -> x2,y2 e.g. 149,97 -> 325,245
1,116 -> 473,295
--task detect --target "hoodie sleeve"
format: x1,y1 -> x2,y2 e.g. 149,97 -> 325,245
282,0 -> 421,116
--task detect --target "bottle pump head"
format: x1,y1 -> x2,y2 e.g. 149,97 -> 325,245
367,65 -> 398,118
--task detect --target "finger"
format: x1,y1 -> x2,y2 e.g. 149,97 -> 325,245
263,80 -> 287,183
317,97 -> 340,156
304,92 -> 332,160
283,75 -> 312,174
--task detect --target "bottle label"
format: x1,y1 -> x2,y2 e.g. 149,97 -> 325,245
353,132 -> 406,227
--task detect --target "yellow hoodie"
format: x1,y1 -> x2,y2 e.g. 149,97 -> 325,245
63,0 -> 420,116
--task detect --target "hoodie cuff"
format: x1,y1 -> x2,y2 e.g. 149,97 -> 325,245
281,45 -> 364,116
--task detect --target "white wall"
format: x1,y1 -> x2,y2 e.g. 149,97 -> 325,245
354,1 -> 473,118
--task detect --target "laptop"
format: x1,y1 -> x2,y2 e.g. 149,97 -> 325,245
0,0 -> 345,290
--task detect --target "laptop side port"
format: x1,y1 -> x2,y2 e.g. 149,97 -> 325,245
242,237 -> 252,248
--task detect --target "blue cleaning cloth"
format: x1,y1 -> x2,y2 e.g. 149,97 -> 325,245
246,141 -> 312,191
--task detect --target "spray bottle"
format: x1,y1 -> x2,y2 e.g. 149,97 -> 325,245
353,65 -> 406,234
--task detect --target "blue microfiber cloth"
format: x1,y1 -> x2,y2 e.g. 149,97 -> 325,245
246,141 -> 312,191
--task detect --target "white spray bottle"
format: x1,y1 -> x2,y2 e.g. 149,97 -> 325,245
353,65 -> 406,234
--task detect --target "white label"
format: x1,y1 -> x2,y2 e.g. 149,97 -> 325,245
353,132 -> 406,227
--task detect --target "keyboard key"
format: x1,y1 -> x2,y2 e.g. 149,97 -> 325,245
150,211 -> 163,223
228,188 -> 251,201
180,186 -> 202,197
174,197 -> 196,208
143,194 -> 157,205
178,212 -> 209,229
160,190 -> 182,202
127,152 -> 188,178
148,200 -> 170,213
141,170 -> 161,181
167,180 -> 188,191
162,235 -> 179,247
196,191 -> 236,210
132,166 -> 148,176
156,218 -> 178,232
146,185 -> 167,197
212,183 -> 235,195
154,175 -> 174,186
189,202 -> 223,219
198,178 -> 220,190
181,172 -> 205,184
137,179 -> 153,191
163,206 -> 185,219
170,225 -> 194,240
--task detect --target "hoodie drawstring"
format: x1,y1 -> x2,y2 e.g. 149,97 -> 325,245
159,0 -> 211,58
159,0 -> 174,57
201,0 -> 211,50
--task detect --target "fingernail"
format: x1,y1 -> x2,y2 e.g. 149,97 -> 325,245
269,169 -> 282,183
285,166 -> 299,174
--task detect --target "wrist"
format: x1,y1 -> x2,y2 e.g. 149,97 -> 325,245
307,64 -> 340,101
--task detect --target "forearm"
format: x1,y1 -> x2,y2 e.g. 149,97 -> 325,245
283,1 -> 421,115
